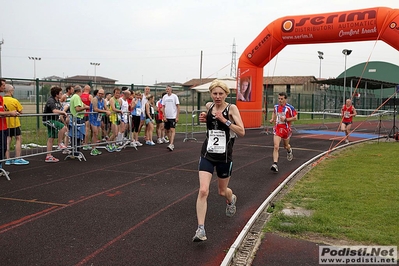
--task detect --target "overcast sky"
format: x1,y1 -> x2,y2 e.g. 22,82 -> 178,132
1,0 -> 398,85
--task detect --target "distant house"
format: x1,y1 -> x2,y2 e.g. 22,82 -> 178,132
263,76 -> 319,96
42,75 -> 64,82
182,78 -> 215,89
154,82 -> 184,87
62,75 -> 118,93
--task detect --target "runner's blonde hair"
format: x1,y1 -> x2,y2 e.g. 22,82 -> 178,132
208,80 -> 230,95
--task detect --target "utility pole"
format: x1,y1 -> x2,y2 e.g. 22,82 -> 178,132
230,39 -> 237,78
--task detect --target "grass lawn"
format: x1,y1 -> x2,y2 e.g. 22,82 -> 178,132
265,141 -> 399,246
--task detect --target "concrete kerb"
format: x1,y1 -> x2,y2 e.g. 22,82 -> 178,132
220,136 -> 382,266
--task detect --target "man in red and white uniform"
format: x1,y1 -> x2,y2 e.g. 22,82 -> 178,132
269,92 -> 297,173
341,99 -> 357,144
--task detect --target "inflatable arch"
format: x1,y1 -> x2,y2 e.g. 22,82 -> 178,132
236,6 -> 399,128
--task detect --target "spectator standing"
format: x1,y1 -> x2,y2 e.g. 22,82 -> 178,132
59,85 -> 74,144
162,85 -> 180,151
102,92 -> 112,140
89,89 -> 110,156
42,86 -> 68,163
155,92 -> 167,144
107,87 -> 123,151
4,84 -> 29,165
119,90 -> 130,144
144,94 -> 156,145
130,91 -> 143,146
139,86 -> 151,141
69,86 -> 90,154
80,85 -> 93,150
60,85 -> 74,108
0,79 -> 20,175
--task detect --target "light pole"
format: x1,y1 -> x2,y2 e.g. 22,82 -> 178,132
28,57 -> 41,79
342,49 -> 352,105
90,62 -> 100,88
0,39 -> 4,78
317,51 -> 323,79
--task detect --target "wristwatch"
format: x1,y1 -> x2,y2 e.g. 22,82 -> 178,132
225,120 -> 232,127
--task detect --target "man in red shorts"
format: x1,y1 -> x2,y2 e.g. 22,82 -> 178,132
269,92 -> 297,172
341,98 -> 357,144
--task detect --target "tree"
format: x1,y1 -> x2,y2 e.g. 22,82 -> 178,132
39,84 -> 51,101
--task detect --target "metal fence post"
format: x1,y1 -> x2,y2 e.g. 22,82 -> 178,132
35,78 -> 40,129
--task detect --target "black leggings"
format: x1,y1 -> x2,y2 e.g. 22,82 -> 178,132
0,130 -> 8,161
132,115 -> 141,133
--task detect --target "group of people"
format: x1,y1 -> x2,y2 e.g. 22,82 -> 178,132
1,78 -> 357,242
42,84 -> 181,162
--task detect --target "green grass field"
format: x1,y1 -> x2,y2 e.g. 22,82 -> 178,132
265,142 -> 399,246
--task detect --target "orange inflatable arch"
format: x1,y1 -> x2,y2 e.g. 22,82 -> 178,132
237,6 -> 399,128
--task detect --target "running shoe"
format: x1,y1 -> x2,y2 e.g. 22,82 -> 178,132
162,137 -> 169,143
13,158 -> 30,165
192,228 -> 207,242
146,141 -> 155,146
82,145 -> 92,150
5,160 -> 14,165
113,144 -> 122,152
226,194 -> 237,217
135,141 -> 143,147
90,148 -> 101,156
45,156 -> 59,163
105,144 -> 114,152
167,144 -> 174,151
287,149 -> 293,161
58,143 -> 67,150
157,138 -> 163,144
270,163 -> 278,172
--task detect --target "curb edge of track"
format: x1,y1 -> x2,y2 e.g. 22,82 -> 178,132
221,136 -> 383,266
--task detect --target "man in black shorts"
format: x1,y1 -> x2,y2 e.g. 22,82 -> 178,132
4,84 -> 29,165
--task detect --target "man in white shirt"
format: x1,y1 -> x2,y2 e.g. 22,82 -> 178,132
162,85 -> 180,151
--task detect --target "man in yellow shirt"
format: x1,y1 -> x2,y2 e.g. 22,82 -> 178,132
4,84 -> 29,165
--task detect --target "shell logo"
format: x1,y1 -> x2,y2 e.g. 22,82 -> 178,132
282,19 -> 294,32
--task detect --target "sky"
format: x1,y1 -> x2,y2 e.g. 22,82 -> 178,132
1,0 -> 398,85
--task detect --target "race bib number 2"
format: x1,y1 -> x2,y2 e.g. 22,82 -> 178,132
207,130 -> 226,154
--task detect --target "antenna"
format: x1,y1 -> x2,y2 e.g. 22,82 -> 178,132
230,38 -> 237,78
